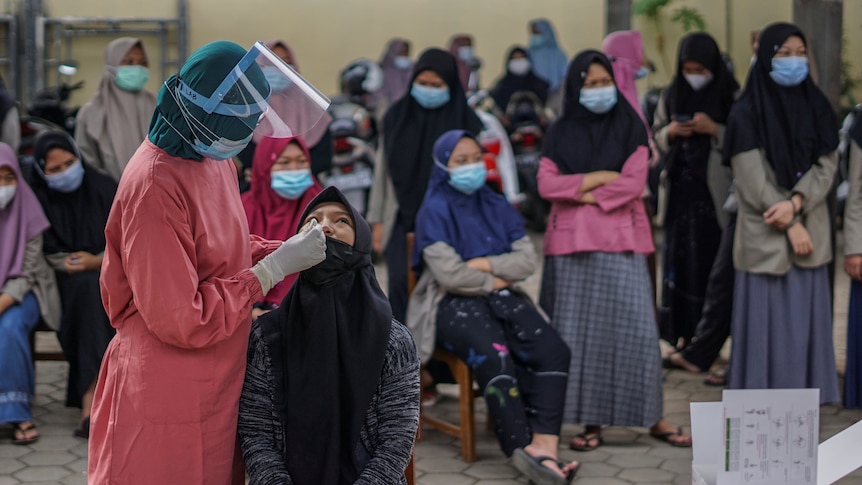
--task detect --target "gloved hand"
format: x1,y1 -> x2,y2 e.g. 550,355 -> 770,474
251,220 -> 326,294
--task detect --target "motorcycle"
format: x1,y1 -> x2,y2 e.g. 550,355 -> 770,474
505,90 -> 549,231
467,90 -> 523,207
18,62 -> 83,172
320,97 -> 376,217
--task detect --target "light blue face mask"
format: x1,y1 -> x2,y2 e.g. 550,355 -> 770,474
457,46 -> 474,62
271,168 -> 313,200
449,162 -> 487,194
770,56 -> 809,87
192,132 -> 253,161
635,66 -> 650,80
579,86 -> 618,114
529,34 -> 544,49
393,56 -> 413,70
45,160 -> 85,193
262,65 -> 293,93
411,84 -> 450,109
115,65 -> 150,92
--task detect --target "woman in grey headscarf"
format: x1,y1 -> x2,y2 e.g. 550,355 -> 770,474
74,37 -> 157,181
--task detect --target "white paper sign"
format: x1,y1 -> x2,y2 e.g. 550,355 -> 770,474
816,419 -> 862,484
718,389 -> 819,485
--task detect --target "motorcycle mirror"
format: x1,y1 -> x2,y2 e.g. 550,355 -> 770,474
58,60 -> 79,77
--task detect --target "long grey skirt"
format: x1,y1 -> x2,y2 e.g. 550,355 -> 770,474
728,266 -> 840,404
540,252 -> 663,427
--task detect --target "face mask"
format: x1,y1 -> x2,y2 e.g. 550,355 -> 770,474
508,58 -> 531,76
192,133 -> 252,161
411,84 -> 450,109
457,46 -> 474,62
635,66 -> 650,80
115,65 -> 150,92
684,72 -> 714,91
262,65 -> 293,93
449,162 -> 487,194
303,237 -> 355,287
271,168 -> 313,200
770,56 -> 809,87
45,160 -> 85,193
0,184 -> 15,209
579,86 -> 618,114
393,56 -> 413,70
529,34 -> 544,48
750,55 -> 757,66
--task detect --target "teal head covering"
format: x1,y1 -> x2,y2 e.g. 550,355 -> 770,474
148,40 -> 269,160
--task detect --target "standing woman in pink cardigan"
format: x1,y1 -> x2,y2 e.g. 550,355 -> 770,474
538,50 -> 690,452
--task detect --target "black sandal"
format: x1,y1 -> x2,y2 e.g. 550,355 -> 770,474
12,422 -> 39,445
74,416 -> 90,439
569,432 -> 603,452
704,367 -> 728,387
512,448 -> 580,484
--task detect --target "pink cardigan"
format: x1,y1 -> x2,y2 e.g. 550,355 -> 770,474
537,145 -> 654,256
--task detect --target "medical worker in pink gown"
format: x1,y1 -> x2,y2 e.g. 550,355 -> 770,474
88,41 -> 328,484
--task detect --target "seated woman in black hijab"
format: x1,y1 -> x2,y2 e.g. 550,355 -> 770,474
30,130 -> 117,439
238,186 -> 420,485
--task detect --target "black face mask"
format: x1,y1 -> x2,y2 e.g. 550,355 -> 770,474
302,237 -> 356,287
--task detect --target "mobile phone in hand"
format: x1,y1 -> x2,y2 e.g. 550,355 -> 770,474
674,114 -> 693,122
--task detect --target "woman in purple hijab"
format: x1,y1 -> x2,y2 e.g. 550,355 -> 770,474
0,143 -> 61,445
369,38 -> 413,116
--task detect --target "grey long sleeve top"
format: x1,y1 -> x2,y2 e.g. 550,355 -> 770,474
238,319 -> 420,485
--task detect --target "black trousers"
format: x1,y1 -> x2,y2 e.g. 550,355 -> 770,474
385,219 -> 409,323
678,213 -> 737,371
436,291 -> 571,456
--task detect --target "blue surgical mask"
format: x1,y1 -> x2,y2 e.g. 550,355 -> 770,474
579,86 -> 618,114
770,56 -> 809,87
262,65 -> 293,93
635,66 -> 650,80
115,65 -> 150,92
393,56 -> 413,70
45,160 -> 85,193
411,84 -> 450,109
449,162 -> 487,194
271,168 -> 313,200
529,34 -> 544,48
457,46 -> 474,62
192,133 -> 253,161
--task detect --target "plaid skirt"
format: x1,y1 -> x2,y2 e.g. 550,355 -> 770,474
540,251 -> 663,427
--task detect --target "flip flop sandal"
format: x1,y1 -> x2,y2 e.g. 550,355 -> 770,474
704,367 -> 728,387
650,426 -> 692,448
512,448 -> 576,485
74,416 -> 90,439
569,432 -> 603,452
12,422 -> 39,445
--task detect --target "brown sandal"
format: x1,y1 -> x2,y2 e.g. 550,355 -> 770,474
12,422 -> 39,445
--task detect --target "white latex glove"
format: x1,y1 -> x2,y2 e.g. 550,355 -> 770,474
251,220 -> 326,294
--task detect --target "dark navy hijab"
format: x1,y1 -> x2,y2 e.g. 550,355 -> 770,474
413,130 -> 525,273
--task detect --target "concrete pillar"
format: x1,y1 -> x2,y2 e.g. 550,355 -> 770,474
793,0 -> 844,113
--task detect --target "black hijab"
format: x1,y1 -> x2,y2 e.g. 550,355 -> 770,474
723,22 -> 838,190
29,130 -> 117,255
489,46 -> 550,110
542,50 -> 648,174
258,186 -> 393,485
382,48 -> 483,230
664,32 -> 739,181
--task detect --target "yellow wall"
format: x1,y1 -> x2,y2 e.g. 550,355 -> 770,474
35,0 -> 862,109
43,0 -> 604,106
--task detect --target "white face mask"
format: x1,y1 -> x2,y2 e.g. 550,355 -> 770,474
684,72 -> 714,91
0,184 -> 16,210
508,58 -> 531,76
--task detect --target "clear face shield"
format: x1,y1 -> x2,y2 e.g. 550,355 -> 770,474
171,41 -> 330,147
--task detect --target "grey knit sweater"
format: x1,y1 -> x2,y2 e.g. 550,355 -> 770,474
238,319 -> 420,485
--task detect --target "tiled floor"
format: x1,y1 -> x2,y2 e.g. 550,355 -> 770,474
2,231 -> 861,484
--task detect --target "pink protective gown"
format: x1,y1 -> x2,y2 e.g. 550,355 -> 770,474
88,140 -> 281,484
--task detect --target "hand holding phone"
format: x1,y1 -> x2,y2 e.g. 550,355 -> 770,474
674,114 -> 693,123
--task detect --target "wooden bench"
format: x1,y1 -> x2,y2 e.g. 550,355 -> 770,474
29,319 -> 65,363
